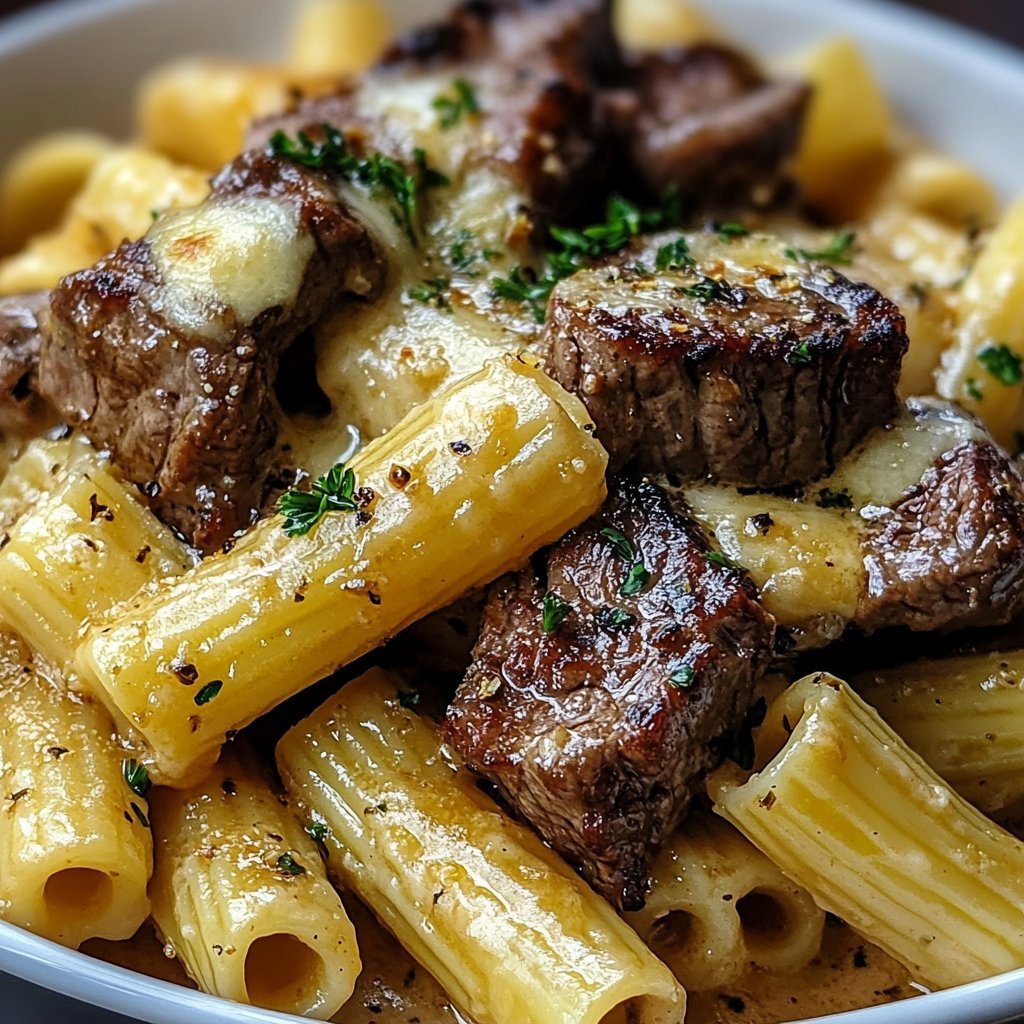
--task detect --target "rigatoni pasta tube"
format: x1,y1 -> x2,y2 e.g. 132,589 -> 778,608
853,650 -> 1024,814
0,435 -> 92,532
76,357 -> 608,784
0,445 -> 193,672
149,747 -> 358,1018
710,672 -> 1024,989
625,811 -> 823,992
276,669 -> 686,1024
0,630 -> 151,948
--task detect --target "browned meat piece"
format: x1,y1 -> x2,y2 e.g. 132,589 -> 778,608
860,404 -> 1024,634
543,229 -> 908,488
40,149 -> 384,552
250,0 -> 616,238
607,45 -> 810,203
443,477 -> 776,910
0,291 -> 50,435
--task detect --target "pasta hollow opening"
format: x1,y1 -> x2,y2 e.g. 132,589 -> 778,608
43,867 -> 113,920
598,1003 -> 631,1024
243,933 -> 326,1013
736,889 -> 790,955
649,909 -> 701,958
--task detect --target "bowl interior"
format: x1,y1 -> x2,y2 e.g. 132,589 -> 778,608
1,1 -> 1024,1022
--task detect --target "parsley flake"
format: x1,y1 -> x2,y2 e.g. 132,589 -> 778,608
816,487 -> 854,510
786,341 -> 813,365
600,526 -> 637,563
966,377 -> 984,401
276,852 -> 306,876
408,277 -> 451,310
679,276 -> 737,304
620,562 -> 651,597
542,592 -> 571,633
194,681 -> 223,706
122,759 -> 150,797
706,549 -> 739,570
433,78 -> 480,129
784,229 -> 857,266
269,125 -> 448,244
278,463 -> 358,537
978,344 -> 1023,386
717,222 -> 750,240
595,607 -> 636,630
668,666 -> 696,690
655,236 -> 694,271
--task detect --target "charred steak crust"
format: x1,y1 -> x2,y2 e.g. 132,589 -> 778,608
0,291 -> 50,435
443,477 -> 776,910
608,44 -> 810,204
40,149 -> 385,553
543,231 -> 908,487
860,437 -> 1024,634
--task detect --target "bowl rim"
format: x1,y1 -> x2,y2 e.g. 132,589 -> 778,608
2,0 -> 1024,1022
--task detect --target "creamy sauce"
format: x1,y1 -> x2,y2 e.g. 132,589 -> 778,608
84,909 -> 915,1024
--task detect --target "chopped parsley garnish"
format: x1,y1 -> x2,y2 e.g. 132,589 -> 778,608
655,236 -> 694,271
816,487 -> 854,510
279,463 -> 358,537
397,689 -> 422,710
408,277 -> 451,310
706,549 -> 738,570
679,276 -> 736,304
276,852 -> 306,876
978,343 -> 1023,386
542,592 -> 571,633
600,526 -> 637,563
306,821 -> 331,860
122,759 -> 150,797
966,376 -> 984,401
269,125 -> 448,244
784,229 -> 857,266
595,607 -> 636,631
491,190 -> 682,322
668,666 -> 696,690
433,78 -> 480,129
194,681 -> 223,706
447,229 -> 498,274
717,222 -> 750,240
620,562 -> 651,597
786,341 -> 813,365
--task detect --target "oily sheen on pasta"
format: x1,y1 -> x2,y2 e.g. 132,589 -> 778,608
276,668 -> 686,1024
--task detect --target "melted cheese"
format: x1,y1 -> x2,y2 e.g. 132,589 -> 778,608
147,195 -> 313,341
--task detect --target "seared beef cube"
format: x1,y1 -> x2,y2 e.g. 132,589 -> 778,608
40,149 -> 384,553
443,477 -> 776,910
860,411 -> 1024,634
543,229 -> 908,488
0,292 -> 50,435
609,45 -> 809,204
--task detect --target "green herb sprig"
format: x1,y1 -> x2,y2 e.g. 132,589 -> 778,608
122,759 -> 150,798
408,277 -> 451,310
491,191 -> 682,323
542,592 -> 571,633
785,229 -> 857,266
433,78 -> 480,129
978,343 -> 1023,386
279,463 -> 358,537
269,125 -> 448,244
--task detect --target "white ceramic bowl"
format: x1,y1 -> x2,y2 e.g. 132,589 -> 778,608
2,0 -> 1024,1021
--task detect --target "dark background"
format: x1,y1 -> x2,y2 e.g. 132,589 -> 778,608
0,0 -> 1022,49
0,0 -> 1019,1022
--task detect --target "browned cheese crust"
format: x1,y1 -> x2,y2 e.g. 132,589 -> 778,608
443,477 -> 776,910
543,230 -> 908,487
40,150 -> 385,553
